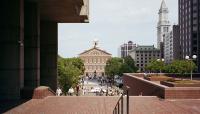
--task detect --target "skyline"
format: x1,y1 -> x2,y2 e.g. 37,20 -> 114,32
58,0 -> 178,58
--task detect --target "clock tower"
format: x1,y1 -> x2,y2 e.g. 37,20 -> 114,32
157,0 -> 170,49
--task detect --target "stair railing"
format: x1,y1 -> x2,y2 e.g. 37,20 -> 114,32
113,86 -> 130,114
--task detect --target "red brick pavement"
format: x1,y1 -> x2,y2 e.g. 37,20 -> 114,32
130,96 -> 200,114
5,96 -> 200,114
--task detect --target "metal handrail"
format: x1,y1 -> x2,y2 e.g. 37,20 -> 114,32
113,86 -> 130,114
48,88 -> 56,95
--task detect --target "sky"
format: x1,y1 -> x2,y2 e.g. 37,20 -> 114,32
58,0 -> 178,58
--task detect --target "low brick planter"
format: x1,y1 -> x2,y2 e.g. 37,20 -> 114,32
144,76 -> 172,81
123,73 -> 200,99
160,81 -> 200,87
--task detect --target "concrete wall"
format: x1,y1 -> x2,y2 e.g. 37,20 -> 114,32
24,1 -> 40,89
40,21 -> 58,91
0,0 -> 87,100
0,0 -> 23,100
0,1 -> 58,100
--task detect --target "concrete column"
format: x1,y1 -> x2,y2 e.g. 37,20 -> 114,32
0,0 -> 24,100
24,1 -> 40,89
40,21 -> 58,91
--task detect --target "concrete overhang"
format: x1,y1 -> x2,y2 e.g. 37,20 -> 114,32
28,0 -> 89,23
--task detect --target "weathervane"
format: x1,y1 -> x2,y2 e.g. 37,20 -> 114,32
93,39 -> 99,48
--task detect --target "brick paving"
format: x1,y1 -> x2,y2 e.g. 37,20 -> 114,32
5,96 -> 119,114
130,96 -> 200,114
5,96 -> 200,114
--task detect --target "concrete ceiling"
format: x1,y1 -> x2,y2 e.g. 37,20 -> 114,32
38,0 -> 89,23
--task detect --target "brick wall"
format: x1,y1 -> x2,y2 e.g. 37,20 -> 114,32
165,88 -> 200,99
123,74 -> 166,98
123,73 -> 200,99
130,73 -> 200,78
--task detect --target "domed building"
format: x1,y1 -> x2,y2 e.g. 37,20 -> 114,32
79,41 -> 112,77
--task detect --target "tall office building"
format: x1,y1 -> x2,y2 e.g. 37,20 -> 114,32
164,25 -> 180,64
157,0 -> 171,49
179,0 -> 200,72
118,41 -> 136,58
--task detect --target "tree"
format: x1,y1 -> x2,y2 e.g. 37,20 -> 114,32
105,57 -> 123,79
119,63 -> 133,75
105,57 -> 138,78
57,57 -> 84,94
58,64 -> 81,94
119,56 -> 138,75
145,59 -> 165,73
70,58 -> 85,75
123,56 -> 138,72
165,60 -> 197,75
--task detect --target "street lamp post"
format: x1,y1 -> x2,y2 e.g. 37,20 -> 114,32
157,58 -> 164,73
185,55 -> 197,80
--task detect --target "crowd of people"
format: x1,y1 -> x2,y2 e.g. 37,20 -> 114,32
56,75 -> 123,96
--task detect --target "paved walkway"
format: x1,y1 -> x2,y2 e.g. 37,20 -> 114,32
5,96 -> 200,114
80,78 -> 122,96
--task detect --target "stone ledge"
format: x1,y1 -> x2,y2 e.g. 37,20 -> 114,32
161,81 -> 200,87
124,73 -> 168,89
32,86 -> 55,99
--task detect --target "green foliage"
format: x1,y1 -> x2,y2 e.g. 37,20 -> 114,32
105,57 -> 123,79
119,63 -> 133,75
145,59 -> 165,72
123,56 -> 138,72
69,58 -> 85,75
57,57 -> 84,94
165,60 -> 197,75
119,56 -> 138,75
146,59 -> 197,76
105,56 -> 138,78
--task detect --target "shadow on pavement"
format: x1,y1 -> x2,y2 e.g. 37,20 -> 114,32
0,99 -> 29,113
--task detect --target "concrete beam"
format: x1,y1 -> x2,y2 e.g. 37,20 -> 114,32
39,0 -> 89,23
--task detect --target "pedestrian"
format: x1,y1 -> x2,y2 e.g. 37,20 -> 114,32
81,77 -> 84,84
68,87 -> 74,96
56,87 -> 62,96
100,88 -> 104,96
82,87 -> 85,95
85,87 -> 88,95
144,72 -> 147,77
76,84 -> 80,96
85,76 -> 88,84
